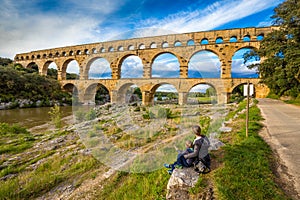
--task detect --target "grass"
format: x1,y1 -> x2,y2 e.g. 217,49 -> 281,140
0,152 -> 100,199
0,101 -> 291,199
0,123 -> 35,155
214,100 -> 288,200
95,169 -> 170,200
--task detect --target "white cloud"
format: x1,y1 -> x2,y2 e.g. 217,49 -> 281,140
135,0 -> 282,34
0,0 -> 120,59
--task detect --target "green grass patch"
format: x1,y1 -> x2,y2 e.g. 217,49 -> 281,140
96,169 -> 170,200
0,153 -> 99,199
214,102 -> 288,199
0,123 -> 35,155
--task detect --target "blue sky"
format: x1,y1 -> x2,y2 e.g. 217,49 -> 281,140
0,0 -> 285,93
1,0 -> 284,59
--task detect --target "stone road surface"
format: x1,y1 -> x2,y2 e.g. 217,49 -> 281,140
257,98 -> 300,198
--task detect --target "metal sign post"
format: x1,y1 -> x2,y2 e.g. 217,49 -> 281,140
245,81 -> 250,137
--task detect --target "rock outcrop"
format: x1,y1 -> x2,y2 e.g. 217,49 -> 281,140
166,167 -> 199,200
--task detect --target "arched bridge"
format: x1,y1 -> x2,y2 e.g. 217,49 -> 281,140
14,26 -> 276,105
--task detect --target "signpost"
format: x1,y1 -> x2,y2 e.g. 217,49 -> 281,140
244,82 -> 252,137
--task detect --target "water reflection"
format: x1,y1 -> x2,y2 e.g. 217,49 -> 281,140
0,106 -> 73,129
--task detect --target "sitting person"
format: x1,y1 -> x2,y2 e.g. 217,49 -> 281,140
164,140 -> 195,174
164,125 -> 211,174
185,125 -> 211,171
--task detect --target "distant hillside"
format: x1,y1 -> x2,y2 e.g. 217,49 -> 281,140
0,58 -> 72,109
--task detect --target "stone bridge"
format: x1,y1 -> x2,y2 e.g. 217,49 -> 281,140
14,26 -> 277,105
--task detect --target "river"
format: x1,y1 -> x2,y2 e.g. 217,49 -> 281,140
0,106 -> 74,129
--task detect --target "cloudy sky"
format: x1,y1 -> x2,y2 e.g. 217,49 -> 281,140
1,0 -> 284,59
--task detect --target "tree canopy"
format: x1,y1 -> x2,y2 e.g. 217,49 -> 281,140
246,0 -> 300,97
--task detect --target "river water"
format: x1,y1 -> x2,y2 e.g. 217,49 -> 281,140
0,106 -> 74,129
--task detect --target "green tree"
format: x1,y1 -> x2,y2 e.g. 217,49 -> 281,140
0,57 -> 13,66
48,105 -> 62,129
245,0 -> 300,97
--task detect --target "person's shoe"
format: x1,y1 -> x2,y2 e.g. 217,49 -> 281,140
175,164 -> 183,169
167,170 -> 173,175
164,164 -> 171,168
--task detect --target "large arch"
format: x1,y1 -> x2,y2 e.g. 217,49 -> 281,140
154,83 -> 178,104
188,50 -> 221,78
229,82 -> 255,102
84,83 -> 110,104
188,83 -> 217,104
26,62 -> 39,71
86,57 -> 112,79
116,83 -> 142,104
151,52 -> 180,78
47,61 -> 59,79
62,59 -> 80,80
120,55 -> 144,78
231,47 -> 260,78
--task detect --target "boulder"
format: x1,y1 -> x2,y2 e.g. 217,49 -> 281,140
166,167 -> 199,200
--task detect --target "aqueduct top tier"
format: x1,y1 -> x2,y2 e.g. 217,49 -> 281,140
14,26 -> 277,80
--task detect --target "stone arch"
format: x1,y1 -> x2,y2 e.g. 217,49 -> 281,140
128,45 -> 134,50
216,37 -> 223,44
26,62 -> 39,71
62,83 -> 79,95
257,34 -> 264,41
162,42 -> 169,48
243,35 -> 251,42
174,41 -> 182,47
139,44 -> 145,49
118,46 -> 124,51
150,83 -> 179,105
187,39 -> 195,46
231,47 -> 260,78
187,82 -> 218,104
92,48 -> 97,54
100,47 -> 106,53
150,42 -> 157,48
108,47 -> 114,52
151,52 -> 180,78
200,38 -> 209,45
116,82 -> 142,104
84,83 -> 111,104
62,59 -> 80,80
229,82 -> 257,100
188,50 -> 221,78
229,36 -> 238,42
41,60 -> 56,76
119,54 -> 144,78
86,57 -> 112,79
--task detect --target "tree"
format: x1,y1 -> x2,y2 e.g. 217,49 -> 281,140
48,105 -> 62,129
0,57 -> 13,66
246,0 -> 300,97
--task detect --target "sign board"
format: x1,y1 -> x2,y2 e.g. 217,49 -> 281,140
243,84 -> 254,96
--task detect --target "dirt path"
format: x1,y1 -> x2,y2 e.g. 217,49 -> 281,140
257,98 -> 300,199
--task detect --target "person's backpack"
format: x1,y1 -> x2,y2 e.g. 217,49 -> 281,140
193,157 -> 211,174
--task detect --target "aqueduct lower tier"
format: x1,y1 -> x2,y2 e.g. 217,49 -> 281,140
14,26 -> 277,104
61,78 -> 269,105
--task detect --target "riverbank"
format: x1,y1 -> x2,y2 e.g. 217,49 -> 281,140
0,101 -> 291,199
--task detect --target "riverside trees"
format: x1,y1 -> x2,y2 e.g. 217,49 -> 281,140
246,0 -> 300,98
0,58 -> 72,108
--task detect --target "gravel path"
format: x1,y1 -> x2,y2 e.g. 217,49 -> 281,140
257,98 -> 300,199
